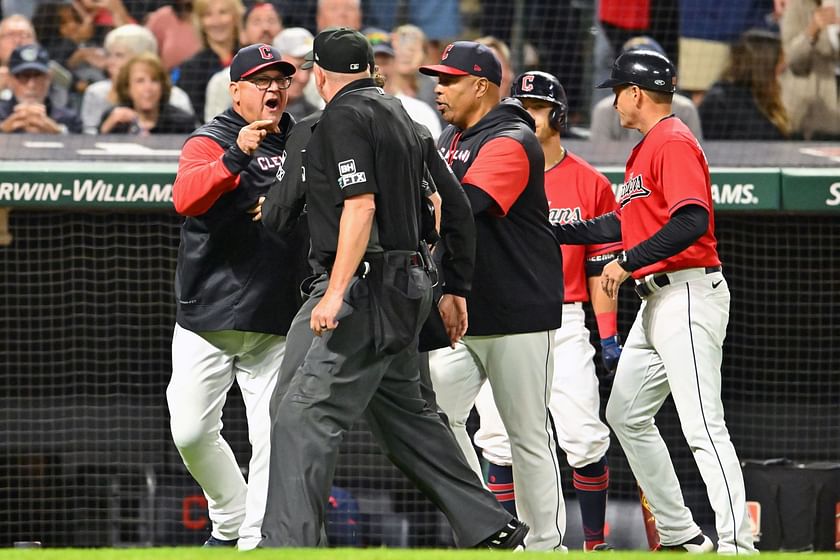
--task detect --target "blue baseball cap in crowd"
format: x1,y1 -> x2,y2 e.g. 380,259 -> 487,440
419,41 -> 502,87
9,43 -> 50,75
230,43 -> 296,81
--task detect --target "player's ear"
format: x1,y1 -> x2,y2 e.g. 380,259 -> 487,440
229,80 -> 240,102
474,76 -> 489,98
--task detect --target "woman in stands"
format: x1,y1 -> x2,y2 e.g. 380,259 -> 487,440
98,52 -> 197,135
176,0 -> 243,123
699,29 -> 791,140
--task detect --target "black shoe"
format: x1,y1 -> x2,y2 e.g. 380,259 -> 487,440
478,518 -> 529,550
203,535 -> 238,547
658,533 -> 714,553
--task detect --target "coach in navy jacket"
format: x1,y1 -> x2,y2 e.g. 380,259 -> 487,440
421,41 -> 567,551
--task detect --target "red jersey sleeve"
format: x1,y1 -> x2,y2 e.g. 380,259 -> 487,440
461,137 -> 529,216
172,136 -> 241,216
657,140 -> 710,215
585,174 -> 622,259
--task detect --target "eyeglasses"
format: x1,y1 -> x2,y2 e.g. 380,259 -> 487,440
242,76 -> 293,90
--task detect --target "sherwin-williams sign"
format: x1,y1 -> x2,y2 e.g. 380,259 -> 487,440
0,161 -> 176,209
0,161 -> 838,213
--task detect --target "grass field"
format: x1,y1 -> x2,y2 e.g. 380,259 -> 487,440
0,550 -> 838,560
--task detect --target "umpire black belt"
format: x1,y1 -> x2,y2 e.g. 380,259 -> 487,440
634,266 -> 722,299
326,252 -> 423,278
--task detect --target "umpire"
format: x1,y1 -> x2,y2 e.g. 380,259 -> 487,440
260,27 -> 527,549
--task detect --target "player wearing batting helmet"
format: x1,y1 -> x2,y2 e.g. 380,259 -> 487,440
472,69 -> 622,551
554,49 -> 757,554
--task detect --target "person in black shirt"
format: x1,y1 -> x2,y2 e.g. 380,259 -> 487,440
259,27 -> 527,550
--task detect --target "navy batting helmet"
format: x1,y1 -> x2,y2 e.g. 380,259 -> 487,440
511,70 -> 567,131
597,49 -> 676,93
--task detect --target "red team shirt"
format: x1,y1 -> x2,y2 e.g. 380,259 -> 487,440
545,151 -> 622,303
615,117 -> 721,278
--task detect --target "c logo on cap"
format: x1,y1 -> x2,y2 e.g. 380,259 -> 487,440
520,75 -> 534,92
441,43 -> 454,60
259,45 -> 273,60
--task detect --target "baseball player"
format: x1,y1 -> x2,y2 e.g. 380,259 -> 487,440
471,70 -> 622,552
419,42 -> 567,551
555,49 -> 756,554
167,44 -> 300,550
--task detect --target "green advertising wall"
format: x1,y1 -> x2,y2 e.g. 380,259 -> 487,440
1,161 -> 838,213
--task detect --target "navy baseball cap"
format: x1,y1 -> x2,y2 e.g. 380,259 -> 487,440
230,43 -> 296,81
9,43 -> 50,75
419,41 -> 502,87
301,27 -> 373,73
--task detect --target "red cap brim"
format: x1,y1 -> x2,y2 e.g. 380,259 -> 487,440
240,59 -> 296,79
419,64 -> 470,77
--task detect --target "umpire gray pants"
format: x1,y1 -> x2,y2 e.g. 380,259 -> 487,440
260,272 -> 511,547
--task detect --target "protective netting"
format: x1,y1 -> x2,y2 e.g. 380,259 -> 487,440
1,210 -> 837,546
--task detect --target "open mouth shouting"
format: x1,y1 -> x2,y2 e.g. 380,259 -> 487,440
261,92 -> 284,123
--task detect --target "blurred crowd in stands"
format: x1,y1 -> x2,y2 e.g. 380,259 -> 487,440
0,0 -> 837,140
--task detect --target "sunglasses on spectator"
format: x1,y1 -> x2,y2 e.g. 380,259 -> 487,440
241,76 -> 293,90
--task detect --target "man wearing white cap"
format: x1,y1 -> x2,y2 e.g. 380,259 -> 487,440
273,27 -> 320,120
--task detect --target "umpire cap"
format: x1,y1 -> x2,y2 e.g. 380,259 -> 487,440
597,49 -> 677,93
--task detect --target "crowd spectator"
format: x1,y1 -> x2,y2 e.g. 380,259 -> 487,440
315,0 -> 361,31
80,24 -> 194,134
364,27 -> 440,137
32,1 -> 108,108
273,26 -> 319,121
389,24 -> 437,114
202,1 -> 283,122
700,29 -> 790,140
678,0 -> 775,105
590,36 -> 702,141
145,0 -> 202,71
0,14 -> 36,97
0,43 -> 81,133
99,52 -> 197,134
178,0 -> 243,122
779,0 -> 840,139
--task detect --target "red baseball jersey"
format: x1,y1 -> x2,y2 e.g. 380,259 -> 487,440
615,117 -> 721,278
546,152 -> 622,303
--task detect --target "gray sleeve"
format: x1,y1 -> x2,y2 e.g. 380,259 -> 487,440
80,81 -> 110,135
588,98 -> 618,141
674,94 -> 704,141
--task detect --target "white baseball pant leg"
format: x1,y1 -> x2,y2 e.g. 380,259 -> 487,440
428,342 -> 487,480
167,324 -> 284,550
475,303 -> 610,468
432,332 -> 567,551
605,273 -> 755,553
